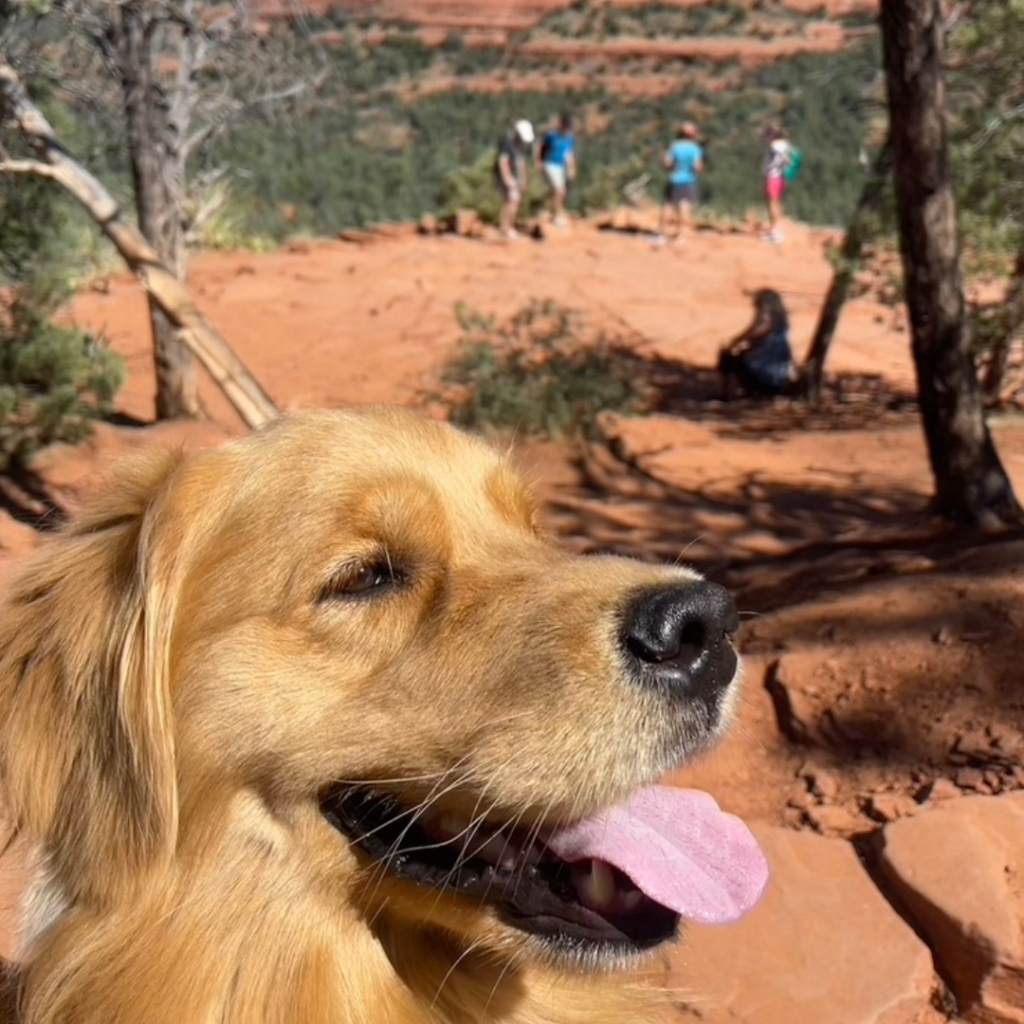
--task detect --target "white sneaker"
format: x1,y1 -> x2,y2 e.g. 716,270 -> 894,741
651,233 -> 668,246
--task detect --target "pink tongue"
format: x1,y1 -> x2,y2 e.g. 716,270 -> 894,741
545,785 -> 768,925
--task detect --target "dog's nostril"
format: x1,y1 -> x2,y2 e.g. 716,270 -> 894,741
678,619 -> 707,654
625,619 -> 706,665
620,581 -> 738,697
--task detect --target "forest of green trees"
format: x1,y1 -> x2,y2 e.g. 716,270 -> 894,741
1,11 -> 879,249
2,3 -> 1018,259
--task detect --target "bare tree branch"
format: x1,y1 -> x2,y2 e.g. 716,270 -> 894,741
182,78 -> 314,162
0,58 -> 279,429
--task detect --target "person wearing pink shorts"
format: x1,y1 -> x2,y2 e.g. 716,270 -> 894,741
763,127 -> 792,243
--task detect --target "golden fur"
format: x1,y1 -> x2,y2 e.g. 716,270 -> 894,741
0,408 -> 737,1024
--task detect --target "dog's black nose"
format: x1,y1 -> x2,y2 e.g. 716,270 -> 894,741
620,581 -> 739,699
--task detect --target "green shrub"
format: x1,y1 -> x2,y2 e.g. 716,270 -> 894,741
439,300 -> 650,438
438,151 -> 546,224
438,152 -> 504,224
575,154 -> 649,214
0,285 -> 126,471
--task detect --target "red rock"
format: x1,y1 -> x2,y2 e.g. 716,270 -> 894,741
764,655 -> 818,745
865,792 -> 920,823
876,793 -> 1024,1024
954,766 -> 990,793
917,777 -> 960,803
805,802 -> 869,836
669,824 -> 935,1024
454,209 -> 483,238
803,765 -> 841,802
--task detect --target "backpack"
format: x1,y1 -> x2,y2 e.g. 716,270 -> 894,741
784,147 -> 803,182
539,132 -> 556,163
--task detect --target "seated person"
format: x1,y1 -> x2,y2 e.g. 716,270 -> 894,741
718,289 -> 794,398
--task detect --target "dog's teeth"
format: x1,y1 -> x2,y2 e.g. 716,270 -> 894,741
434,813 -> 469,841
521,842 -> 542,866
572,859 -> 617,911
620,886 -> 643,911
475,833 -> 515,867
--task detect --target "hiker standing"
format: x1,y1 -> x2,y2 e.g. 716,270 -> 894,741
494,119 -> 535,241
539,114 -> 577,227
762,126 -> 794,244
655,122 -> 704,245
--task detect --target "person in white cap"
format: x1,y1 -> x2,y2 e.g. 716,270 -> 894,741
494,118 -> 535,240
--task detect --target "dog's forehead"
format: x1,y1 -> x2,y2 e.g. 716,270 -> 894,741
221,409 -> 535,527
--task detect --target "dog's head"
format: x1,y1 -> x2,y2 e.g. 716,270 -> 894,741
0,408 -> 765,973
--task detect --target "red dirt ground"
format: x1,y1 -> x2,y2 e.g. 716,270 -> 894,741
1,213 -> 1023,970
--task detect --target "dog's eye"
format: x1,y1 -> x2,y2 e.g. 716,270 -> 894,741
319,562 -> 406,602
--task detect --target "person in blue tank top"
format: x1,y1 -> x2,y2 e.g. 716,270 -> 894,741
539,114 -> 578,228
655,122 -> 704,245
718,289 -> 795,399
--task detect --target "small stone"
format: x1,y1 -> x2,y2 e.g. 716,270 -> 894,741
917,777 -> 960,803
865,792 -> 919,823
804,767 -> 840,802
787,779 -> 813,811
988,723 -> 1024,761
454,209 -> 482,237
805,803 -> 867,837
764,656 -> 817,746
955,727 -> 995,761
955,766 -> 989,793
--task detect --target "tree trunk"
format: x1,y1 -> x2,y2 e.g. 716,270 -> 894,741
880,0 -> 1022,528
979,250 -> 1024,402
117,1 -> 200,421
801,137 -> 893,401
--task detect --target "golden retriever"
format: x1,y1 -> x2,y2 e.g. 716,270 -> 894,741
0,407 -> 766,1024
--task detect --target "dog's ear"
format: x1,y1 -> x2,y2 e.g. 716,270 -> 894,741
0,450 -> 190,904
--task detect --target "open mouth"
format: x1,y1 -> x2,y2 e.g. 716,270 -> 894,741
321,784 -> 768,957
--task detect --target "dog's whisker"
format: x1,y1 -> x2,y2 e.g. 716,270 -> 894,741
424,785 -> 506,919
435,789 -> 502,892
326,769 -> 454,787
364,767 -> 479,902
343,755 -> 477,850
417,785 -> 500,924
481,948 -> 518,1017
673,534 -> 709,563
364,895 -> 391,931
506,794 -> 560,900
430,938 -> 486,1010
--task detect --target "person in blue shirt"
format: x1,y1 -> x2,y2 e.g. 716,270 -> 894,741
655,122 -> 704,244
718,289 -> 795,399
538,114 -> 577,228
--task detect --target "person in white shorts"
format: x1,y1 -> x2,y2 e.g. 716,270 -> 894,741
538,114 -> 577,227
